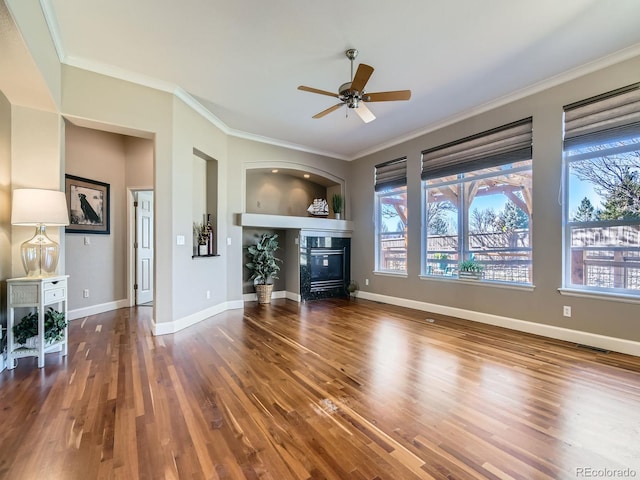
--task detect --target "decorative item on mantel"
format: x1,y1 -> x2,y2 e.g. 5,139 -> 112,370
332,193 -> 344,220
307,198 -> 329,217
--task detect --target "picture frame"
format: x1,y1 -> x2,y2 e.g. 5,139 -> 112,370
65,174 -> 110,234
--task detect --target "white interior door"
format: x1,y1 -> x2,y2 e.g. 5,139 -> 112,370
135,191 -> 154,305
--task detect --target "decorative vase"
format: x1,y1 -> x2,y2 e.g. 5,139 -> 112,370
198,244 -> 208,256
255,284 -> 274,304
335,213 -> 341,220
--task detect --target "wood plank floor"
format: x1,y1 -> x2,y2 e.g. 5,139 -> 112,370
1,298 -> 639,479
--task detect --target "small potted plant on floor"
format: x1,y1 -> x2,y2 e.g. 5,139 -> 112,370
245,233 -> 282,304
331,193 -> 343,220
458,259 -> 483,280
347,280 -> 359,299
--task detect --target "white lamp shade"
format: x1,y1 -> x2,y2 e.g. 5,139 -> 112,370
11,189 -> 70,226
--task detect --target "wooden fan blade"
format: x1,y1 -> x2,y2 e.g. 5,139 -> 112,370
351,63 -> 374,93
298,85 -> 339,98
312,103 -> 344,119
364,90 -> 412,102
355,103 -> 376,123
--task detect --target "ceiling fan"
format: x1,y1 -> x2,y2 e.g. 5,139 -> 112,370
298,49 -> 411,123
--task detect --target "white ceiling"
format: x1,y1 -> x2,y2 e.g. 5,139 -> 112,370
38,0 -> 640,159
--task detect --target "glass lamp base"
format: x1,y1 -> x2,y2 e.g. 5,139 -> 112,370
21,225 -> 60,277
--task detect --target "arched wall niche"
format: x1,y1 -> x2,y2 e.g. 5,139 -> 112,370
244,162 -> 345,219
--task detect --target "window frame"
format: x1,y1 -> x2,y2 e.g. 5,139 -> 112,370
421,162 -> 533,284
420,118 -> 534,285
561,83 -> 640,297
374,185 -> 408,275
562,142 -> 640,296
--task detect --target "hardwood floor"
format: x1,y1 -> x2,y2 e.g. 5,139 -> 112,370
1,298 -> 639,479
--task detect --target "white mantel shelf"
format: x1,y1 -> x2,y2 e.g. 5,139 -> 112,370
239,213 -> 353,233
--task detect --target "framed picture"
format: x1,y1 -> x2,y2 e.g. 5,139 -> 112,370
65,175 -> 110,234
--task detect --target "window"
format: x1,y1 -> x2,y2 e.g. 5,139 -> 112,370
563,83 -> 640,295
375,158 -> 407,274
422,118 -> 533,284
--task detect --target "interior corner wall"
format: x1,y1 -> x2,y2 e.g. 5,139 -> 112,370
0,91 -> 11,324
348,53 -> 640,343
171,96 -> 230,321
5,0 -> 62,110
124,136 -> 154,188
65,123 -> 127,311
10,105 -> 63,279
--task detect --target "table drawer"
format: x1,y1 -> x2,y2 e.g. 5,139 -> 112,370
44,287 -> 66,304
43,279 -> 67,291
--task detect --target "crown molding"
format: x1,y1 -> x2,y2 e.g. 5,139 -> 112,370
39,0 -> 65,61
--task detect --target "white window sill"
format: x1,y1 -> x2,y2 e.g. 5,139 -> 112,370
373,271 -> 408,278
558,288 -> 640,305
419,275 -> 535,292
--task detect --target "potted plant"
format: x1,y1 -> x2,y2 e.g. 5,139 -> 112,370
331,193 -> 344,220
12,308 -> 67,348
458,259 -> 483,280
347,280 -> 359,299
245,233 -> 282,303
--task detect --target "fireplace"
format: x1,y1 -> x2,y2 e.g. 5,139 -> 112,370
300,235 -> 350,301
310,248 -> 345,293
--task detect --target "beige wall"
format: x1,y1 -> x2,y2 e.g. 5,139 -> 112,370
10,106 -> 63,279
125,136 -> 154,189
63,124 -> 153,313
170,96 -> 229,319
348,54 -> 640,342
65,123 -> 128,309
0,91 -> 10,322
246,171 -> 327,217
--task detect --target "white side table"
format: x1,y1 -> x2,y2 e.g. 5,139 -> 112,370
6,275 -> 69,369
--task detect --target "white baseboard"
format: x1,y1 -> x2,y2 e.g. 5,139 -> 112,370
357,291 -> 640,357
152,300 -> 244,336
242,290 -> 300,302
68,299 -> 130,321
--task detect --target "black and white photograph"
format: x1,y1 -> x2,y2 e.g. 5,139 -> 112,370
65,174 -> 110,234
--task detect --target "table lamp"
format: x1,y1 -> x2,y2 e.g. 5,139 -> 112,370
11,188 -> 70,277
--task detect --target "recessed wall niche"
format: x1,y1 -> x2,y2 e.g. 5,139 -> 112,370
193,148 -> 218,256
246,168 -> 341,217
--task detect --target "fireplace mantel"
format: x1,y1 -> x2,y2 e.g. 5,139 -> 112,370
238,213 -> 353,234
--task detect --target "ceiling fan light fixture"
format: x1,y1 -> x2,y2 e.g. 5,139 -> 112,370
298,48 -> 411,122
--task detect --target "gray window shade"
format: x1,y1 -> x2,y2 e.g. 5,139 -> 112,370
375,157 -> 407,192
421,118 -> 533,181
564,83 -> 640,150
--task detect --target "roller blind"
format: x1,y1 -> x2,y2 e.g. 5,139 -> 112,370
564,82 -> 640,150
375,157 -> 407,192
421,117 -> 533,181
